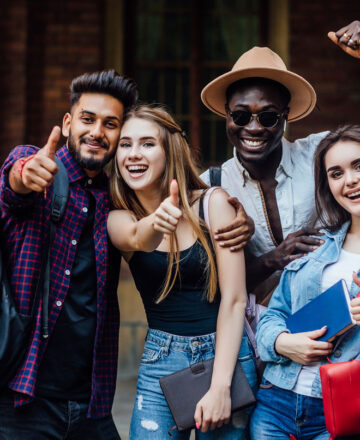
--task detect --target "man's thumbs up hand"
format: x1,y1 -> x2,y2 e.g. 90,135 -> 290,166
38,126 -> 60,161
11,126 -> 60,194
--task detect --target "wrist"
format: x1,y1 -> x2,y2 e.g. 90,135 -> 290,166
274,331 -> 289,355
210,376 -> 232,391
9,157 -> 33,194
17,155 -> 35,180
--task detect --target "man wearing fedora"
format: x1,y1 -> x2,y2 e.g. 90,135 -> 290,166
201,21 -> 360,304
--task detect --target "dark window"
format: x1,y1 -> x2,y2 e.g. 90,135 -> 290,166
124,0 -> 267,167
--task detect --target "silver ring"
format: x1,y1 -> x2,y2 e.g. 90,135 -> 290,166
344,32 -> 351,41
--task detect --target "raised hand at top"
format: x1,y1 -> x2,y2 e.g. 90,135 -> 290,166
328,20 -> 360,58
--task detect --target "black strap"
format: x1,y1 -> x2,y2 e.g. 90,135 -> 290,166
51,157 -> 69,223
41,157 -> 69,338
209,166 -> 222,187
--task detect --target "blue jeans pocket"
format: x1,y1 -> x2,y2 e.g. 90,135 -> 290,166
141,340 -> 164,364
238,335 -> 258,393
238,334 -> 253,361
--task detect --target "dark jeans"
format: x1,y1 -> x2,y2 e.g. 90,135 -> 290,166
0,390 -> 121,440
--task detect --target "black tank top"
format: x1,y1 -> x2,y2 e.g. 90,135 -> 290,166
128,196 -> 220,336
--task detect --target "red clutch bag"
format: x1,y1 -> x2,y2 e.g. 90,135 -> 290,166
320,359 -> 360,439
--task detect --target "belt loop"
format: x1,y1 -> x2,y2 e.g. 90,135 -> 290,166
164,333 -> 172,354
210,332 -> 216,349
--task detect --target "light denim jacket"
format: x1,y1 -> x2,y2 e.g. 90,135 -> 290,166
256,221 -> 360,397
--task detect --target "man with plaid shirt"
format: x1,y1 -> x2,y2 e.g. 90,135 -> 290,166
0,70 -> 138,439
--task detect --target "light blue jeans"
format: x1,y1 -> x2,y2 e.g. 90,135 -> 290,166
250,378 -> 329,440
129,328 -> 257,439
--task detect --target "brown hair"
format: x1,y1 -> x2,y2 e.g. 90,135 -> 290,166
314,125 -> 360,231
110,104 -> 218,302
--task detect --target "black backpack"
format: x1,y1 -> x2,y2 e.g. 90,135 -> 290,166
0,156 -> 69,388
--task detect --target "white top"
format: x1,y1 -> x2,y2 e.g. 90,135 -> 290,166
201,132 -> 328,258
292,248 -> 360,397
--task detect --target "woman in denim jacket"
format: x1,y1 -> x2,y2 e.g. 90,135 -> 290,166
250,125 -> 360,440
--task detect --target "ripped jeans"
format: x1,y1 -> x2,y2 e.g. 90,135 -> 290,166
129,328 -> 257,439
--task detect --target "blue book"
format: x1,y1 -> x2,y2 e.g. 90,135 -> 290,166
285,279 -> 356,342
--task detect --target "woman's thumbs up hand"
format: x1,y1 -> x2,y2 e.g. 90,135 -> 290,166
153,179 -> 182,234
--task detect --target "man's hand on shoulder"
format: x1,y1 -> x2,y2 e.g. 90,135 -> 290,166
264,228 -> 324,271
213,197 -> 254,251
9,126 -> 60,195
328,20 -> 360,59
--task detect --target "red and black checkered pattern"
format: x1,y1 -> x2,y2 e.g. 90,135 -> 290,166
0,145 -> 120,419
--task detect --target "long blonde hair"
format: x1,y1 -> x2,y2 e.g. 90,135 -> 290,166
110,104 -> 218,302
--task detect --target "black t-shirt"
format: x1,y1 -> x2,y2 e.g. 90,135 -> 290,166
36,183 -> 98,401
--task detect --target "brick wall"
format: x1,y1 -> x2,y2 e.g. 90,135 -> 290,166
0,0 -> 104,162
288,1 -> 360,140
0,1 -> 27,163
2,2 -> 360,159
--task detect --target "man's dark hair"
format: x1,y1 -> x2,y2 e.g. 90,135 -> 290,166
226,77 -> 291,108
70,69 -> 138,111
314,125 -> 360,231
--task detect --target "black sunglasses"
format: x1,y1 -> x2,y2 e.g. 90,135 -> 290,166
227,109 -> 285,128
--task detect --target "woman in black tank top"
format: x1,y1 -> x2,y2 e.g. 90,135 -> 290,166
108,105 -> 257,439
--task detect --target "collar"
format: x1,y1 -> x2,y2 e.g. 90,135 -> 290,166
232,137 -> 292,184
233,148 -> 249,185
56,145 -> 108,189
278,138 -> 292,178
323,221 -> 351,239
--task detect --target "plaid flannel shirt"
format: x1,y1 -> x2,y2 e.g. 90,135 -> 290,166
0,145 -> 120,419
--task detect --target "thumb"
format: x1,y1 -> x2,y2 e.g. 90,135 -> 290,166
327,31 -> 338,45
194,403 -> 202,431
42,126 -> 61,159
307,326 -> 327,339
169,179 -> 179,207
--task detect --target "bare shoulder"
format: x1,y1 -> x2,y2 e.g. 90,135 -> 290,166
207,188 -> 236,229
207,187 -> 229,203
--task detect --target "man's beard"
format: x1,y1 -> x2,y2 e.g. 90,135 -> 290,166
67,131 -> 116,171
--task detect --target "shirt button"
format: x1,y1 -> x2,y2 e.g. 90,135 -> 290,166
71,239 -> 77,246
65,269 -> 70,276
334,350 -> 341,358
82,207 -> 88,213
87,179 -> 93,185
56,300 -> 62,307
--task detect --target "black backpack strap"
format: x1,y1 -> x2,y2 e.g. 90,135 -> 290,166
51,157 -> 69,223
41,157 -> 69,338
209,166 -> 222,187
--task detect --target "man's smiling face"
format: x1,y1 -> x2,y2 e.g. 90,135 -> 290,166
226,79 -> 289,165
62,92 -> 124,173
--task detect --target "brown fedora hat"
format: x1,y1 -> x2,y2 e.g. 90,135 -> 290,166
201,46 -> 316,123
